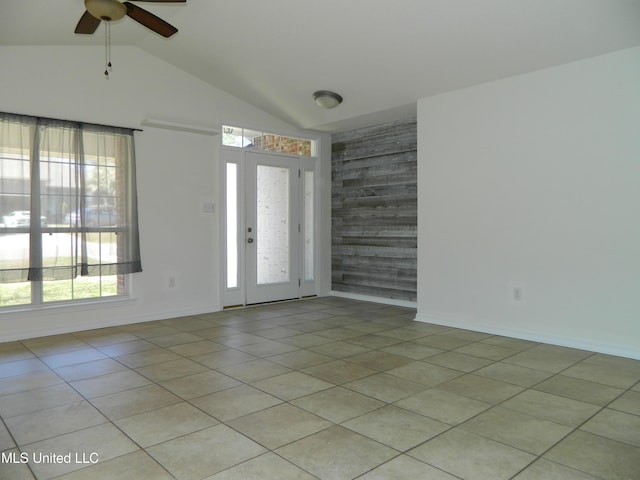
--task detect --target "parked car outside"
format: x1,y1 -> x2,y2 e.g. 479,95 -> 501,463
64,206 -> 116,227
2,210 -> 47,228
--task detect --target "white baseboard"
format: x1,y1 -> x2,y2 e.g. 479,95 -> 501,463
0,302 -> 222,342
329,290 -> 417,309
415,312 -> 640,360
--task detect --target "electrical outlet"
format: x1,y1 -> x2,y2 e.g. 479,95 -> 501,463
168,276 -> 176,288
513,287 -> 523,301
202,201 -> 215,213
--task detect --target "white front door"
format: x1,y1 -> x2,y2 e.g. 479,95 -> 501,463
223,149 -> 316,306
245,152 -> 299,304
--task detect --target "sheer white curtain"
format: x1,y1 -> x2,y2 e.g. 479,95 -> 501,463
0,112 -> 141,303
0,114 -> 32,283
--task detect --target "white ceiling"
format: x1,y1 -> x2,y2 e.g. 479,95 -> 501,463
2,0 -> 640,133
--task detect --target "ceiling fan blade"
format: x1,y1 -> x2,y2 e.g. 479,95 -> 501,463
123,2 -> 179,37
130,0 -> 186,2
74,10 -> 101,34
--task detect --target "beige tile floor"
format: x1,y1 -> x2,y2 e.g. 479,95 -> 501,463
0,297 -> 639,479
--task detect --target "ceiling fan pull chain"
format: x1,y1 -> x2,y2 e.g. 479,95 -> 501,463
104,20 -> 109,77
104,20 -> 113,77
107,20 -> 112,69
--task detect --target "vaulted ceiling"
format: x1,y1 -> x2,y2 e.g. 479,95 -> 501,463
2,0 -> 640,132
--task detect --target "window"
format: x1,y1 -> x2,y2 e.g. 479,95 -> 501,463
0,112 -> 142,308
225,162 -> 238,289
222,125 -> 316,157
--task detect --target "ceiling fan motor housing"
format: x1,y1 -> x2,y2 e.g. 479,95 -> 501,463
85,0 -> 127,21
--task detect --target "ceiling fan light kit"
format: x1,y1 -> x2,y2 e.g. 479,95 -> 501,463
85,0 -> 126,21
75,0 -> 185,76
313,90 -> 343,109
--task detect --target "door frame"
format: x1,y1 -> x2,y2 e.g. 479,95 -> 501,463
222,147 -> 319,307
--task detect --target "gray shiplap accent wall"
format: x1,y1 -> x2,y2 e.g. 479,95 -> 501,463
332,117 -> 417,301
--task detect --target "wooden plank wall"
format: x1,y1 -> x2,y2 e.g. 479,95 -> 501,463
331,117 -> 417,301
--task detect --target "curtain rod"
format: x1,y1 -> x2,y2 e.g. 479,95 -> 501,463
1,111 -> 143,132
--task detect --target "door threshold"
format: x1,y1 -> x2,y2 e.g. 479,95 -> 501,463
223,295 -> 317,310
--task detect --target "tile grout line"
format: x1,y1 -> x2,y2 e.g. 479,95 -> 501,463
0,414 -> 38,479
360,343 -> 609,477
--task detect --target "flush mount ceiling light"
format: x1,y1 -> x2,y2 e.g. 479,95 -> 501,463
313,90 -> 343,109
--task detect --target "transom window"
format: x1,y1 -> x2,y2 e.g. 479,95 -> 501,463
222,125 -> 316,157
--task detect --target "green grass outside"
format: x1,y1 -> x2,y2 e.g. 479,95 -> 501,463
0,233 -> 119,306
0,276 -> 117,307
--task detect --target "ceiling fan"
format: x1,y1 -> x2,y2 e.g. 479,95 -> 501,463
75,0 -> 185,38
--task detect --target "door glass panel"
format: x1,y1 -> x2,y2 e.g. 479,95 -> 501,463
226,163 -> 238,289
304,170 -> 314,281
256,165 -> 289,285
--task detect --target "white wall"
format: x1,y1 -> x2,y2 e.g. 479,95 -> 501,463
417,46 -> 640,359
0,45 -> 331,341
